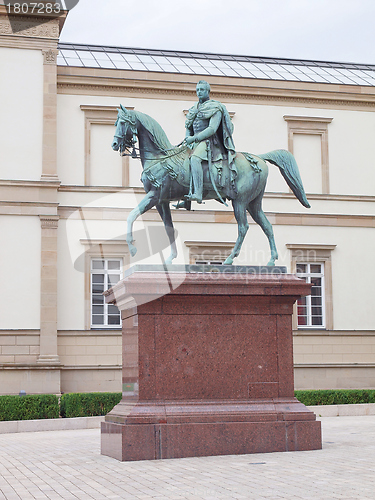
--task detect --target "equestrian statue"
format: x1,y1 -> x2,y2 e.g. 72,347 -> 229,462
112,80 -> 310,266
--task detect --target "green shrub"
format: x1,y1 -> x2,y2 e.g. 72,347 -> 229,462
60,392 -> 122,418
295,389 -> 375,406
0,395 -> 59,421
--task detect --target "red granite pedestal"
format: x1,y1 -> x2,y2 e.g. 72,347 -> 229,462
101,265 -> 322,461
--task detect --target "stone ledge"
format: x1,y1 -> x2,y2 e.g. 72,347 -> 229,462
0,416 -> 104,434
308,403 -> 375,417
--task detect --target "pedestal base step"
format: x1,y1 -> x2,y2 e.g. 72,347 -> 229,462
101,399 -> 322,461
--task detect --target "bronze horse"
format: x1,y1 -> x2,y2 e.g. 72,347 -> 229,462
112,105 -> 310,265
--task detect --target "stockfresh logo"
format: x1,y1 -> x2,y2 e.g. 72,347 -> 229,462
5,1 -> 80,33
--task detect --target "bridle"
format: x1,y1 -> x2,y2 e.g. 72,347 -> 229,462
114,115 -> 139,158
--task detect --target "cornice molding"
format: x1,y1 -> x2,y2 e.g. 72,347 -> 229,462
0,179 -> 61,188
57,77 -> 375,110
284,115 -> 333,123
286,244 -> 337,251
0,35 -> 57,50
185,240 -> 236,248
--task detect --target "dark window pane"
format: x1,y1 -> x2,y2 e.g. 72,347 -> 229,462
312,316 -> 323,326
108,305 -> 119,314
298,315 -> 307,326
92,283 -> 104,294
92,294 -> 104,305
92,275 -> 104,283
311,277 -> 321,287
296,264 -> 307,273
92,315 -> 104,325
92,305 -> 104,314
310,264 -> 322,274
108,315 -> 120,325
311,297 -> 322,306
297,307 -> 307,317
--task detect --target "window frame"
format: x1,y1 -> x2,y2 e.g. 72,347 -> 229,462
91,258 -> 123,329
283,115 -> 333,194
287,244 -> 336,331
80,105 -> 134,187
80,239 -> 129,330
296,262 -> 326,329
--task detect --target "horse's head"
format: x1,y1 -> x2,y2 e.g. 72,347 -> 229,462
112,105 -> 138,155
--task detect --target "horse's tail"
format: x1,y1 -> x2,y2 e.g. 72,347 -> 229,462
258,149 -> 311,208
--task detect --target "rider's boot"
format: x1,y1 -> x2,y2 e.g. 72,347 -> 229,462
187,156 -> 203,203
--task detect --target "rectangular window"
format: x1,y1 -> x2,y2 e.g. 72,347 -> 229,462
296,263 -> 325,328
91,258 -> 122,328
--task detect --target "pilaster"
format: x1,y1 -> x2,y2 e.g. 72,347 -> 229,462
37,215 -> 60,366
41,47 -> 59,181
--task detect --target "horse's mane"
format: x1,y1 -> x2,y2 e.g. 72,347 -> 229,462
133,110 -> 173,153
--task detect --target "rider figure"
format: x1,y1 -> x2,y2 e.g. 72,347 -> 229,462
184,80 -> 236,203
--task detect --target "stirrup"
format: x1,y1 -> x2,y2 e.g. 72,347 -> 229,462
185,193 -> 203,204
173,200 -> 191,210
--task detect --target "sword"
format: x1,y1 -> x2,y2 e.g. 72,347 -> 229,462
206,140 -> 228,207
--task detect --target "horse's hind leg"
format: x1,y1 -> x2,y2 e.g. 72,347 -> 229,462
223,200 -> 249,265
126,190 -> 158,256
156,202 -> 177,265
248,194 -> 278,266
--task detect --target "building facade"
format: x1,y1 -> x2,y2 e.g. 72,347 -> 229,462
1,7 -> 374,395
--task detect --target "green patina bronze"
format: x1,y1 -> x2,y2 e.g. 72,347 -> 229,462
112,81 -> 310,266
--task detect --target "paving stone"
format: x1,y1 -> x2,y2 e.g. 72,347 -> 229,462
0,417 -> 374,499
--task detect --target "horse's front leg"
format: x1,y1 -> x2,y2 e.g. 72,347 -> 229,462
156,202 -> 177,265
127,190 -> 158,256
223,200 -> 249,265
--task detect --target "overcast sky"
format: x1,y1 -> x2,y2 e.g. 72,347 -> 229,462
59,0 -> 374,65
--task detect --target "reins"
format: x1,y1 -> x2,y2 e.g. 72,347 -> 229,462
118,142 -> 189,164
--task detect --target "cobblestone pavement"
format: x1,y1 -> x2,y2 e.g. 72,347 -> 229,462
0,416 -> 374,500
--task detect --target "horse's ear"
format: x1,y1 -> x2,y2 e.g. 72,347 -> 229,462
120,104 -> 127,113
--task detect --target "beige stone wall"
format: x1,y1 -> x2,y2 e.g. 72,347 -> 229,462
0,367 -> 60,396
295,366 -> 375,391
58,332 -> 121,393
0,47 -> 43,180
0,332 -> 40,365
58,332 -> 122,367
294,333 -> 375,390
0,216 -> 41,329
294,333 -> 375,365
60,368 -> 121,394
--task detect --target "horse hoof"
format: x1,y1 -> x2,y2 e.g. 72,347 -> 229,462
223,258 -> 233,265
129,246 -> 137,257
266,260 -> 275,267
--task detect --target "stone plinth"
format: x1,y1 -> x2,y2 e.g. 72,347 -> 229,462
101,265 -> 321,461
